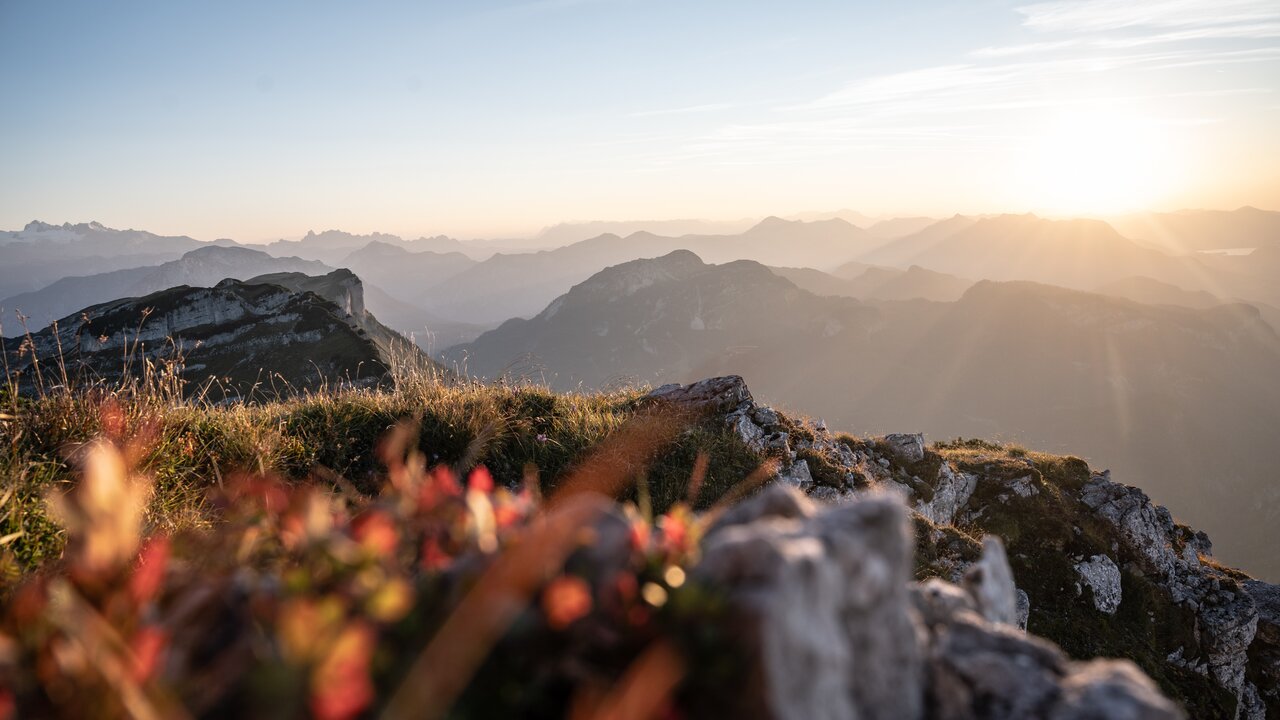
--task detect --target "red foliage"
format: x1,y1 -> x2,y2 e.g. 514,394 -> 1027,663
543,575 -> 593,630
128,535 -> 170,605
310,622 -> 376,720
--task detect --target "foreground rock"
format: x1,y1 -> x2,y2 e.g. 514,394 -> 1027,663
695,484 -> 1182,719
648,376 -> 1280,718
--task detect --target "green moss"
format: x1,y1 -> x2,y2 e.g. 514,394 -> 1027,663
913,514 -> 981,581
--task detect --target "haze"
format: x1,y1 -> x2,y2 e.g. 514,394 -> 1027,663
2,0 -> 1278,241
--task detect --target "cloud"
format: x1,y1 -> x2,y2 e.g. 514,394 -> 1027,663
1094,21 -> 1280,46
971,40 -> 1082,57
790,47 -> 1273,115
630,0 -> 1280,170
630,103 -> 734,118
1015,0 -> 1280,33
639,44 -> 1277,168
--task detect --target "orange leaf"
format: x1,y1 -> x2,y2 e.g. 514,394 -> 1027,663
311,623 -> 376,720
543,575 -> 593,630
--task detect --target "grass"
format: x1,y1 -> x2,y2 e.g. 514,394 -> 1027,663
0,351 -> 776,582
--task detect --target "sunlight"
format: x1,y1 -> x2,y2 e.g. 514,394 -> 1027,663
1022,109 -> 1176,215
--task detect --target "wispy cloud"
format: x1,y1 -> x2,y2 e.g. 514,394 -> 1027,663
630,0 -> 1280,170
630,103 -> 734,118
1016,0 -> 1280,33
790,47 -> 1273,115
1094,21 -> 1280,47
971,40 -> 1081,57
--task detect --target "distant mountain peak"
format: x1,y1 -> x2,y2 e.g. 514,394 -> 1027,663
746,215 -> 858,235
563,249 -> 708,303
747,216 -> 797,233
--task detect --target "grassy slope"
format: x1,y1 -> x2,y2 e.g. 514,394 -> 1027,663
0,377 -> 762,575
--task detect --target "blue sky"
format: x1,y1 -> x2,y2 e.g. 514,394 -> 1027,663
1,0 -> 1277,240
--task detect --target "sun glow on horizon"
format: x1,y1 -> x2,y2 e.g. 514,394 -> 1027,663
1019,110 -> 1181,216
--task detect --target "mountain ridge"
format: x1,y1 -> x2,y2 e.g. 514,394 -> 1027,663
451,252 -> 1280,581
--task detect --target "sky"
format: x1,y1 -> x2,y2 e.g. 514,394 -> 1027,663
1,0 -> 1278,241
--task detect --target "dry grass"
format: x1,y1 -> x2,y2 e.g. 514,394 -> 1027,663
0,335 -> 771,718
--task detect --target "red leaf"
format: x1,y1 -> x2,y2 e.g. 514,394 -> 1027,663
468,466 -> 494,494
129,535 -> 171,605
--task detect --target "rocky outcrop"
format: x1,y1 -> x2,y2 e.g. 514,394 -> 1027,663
695,484 -> 1182,719
9,272 -> 431,396
1079,473 -> 1183,580
919,462 -> 977,526
1245,581 -> 1280,710
698,489 -> 922,719
963,536 -> 1020,627
1075,554 -> 1123,614
645,376 -> 1280,717
885,433 -> 926,463
1080,472 -> 1262,705
648,375 -> 755,416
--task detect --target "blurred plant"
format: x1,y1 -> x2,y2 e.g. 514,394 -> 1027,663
0,398 -> 749,719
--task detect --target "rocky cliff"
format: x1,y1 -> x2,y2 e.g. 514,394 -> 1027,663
5,270 -> 430,397
646,376 -> 1280,718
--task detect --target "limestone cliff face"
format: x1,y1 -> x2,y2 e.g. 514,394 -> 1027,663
8,271 -> 428,397
647,376 -> 1280,719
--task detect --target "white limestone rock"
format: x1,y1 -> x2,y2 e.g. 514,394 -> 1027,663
884,433 -> 926,463
1075,554 -> 1123,614
963,536 -> 1019,627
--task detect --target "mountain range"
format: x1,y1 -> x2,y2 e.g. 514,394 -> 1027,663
246,228 -> 489,265
449,250 -> 1280,579
1112,206 -> 1280,253
0,220 -> 234,300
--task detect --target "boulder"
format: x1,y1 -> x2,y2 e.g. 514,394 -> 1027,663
924,603 -> 1181,720
646,375 -> 753,415
696,491 -> 922,720
1075,555 -> 1123,614
963,536 -> 1019,626
884,433 -> 926,463
707,482 -> 816,535
1049,661 -> 1186,720
777,459 -> 813,491
916,463 -> 976,526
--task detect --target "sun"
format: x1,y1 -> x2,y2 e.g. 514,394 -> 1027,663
1020,109 -> 1176,215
